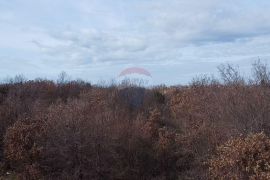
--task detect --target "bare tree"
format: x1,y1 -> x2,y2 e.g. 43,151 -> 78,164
252,59 -> 270,86
218,64 -> 244,85
57,71 -> 70,84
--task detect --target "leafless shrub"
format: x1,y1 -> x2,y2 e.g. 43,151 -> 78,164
252,60 -> 270,86
218,64 -> 245,85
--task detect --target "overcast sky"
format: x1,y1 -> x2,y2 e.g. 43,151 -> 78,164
1,0 -> 270,85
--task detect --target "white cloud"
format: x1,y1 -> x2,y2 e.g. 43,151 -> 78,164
1,0 -> 270,84
143,0 -> 270,43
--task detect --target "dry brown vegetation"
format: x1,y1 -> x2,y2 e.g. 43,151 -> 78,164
209,132 -> 270,179
1,61 -> 270,179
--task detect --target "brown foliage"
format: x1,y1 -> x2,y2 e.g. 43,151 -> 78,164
0,62 -> 270,179
4,119 -> 44,179
209,133 -> 270,180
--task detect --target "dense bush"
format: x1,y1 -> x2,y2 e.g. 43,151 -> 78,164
209,133 -> 270,179
0,61 -> 270,179
4,119 -> 44,179
3,101 -> 192,179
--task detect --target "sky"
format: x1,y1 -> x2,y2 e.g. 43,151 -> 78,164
1,0 -> 270,85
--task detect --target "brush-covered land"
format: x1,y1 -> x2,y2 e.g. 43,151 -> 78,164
1,61 -> 270,179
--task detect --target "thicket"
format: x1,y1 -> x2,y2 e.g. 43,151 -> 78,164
1,61 -> 270,179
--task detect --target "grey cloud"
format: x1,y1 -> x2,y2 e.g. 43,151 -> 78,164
34,29 -> 149,65
30,0 -> 270,68
6,0 -> 270,84
144,0 -> 270,44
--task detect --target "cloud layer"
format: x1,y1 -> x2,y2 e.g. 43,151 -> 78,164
1,0 -> 270,84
